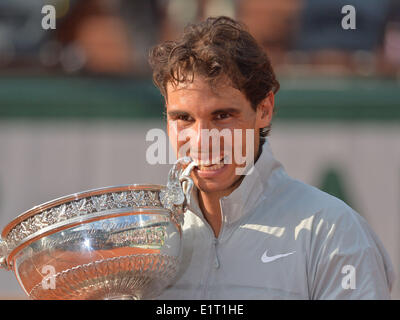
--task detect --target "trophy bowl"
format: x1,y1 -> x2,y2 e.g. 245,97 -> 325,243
0,184 -> 188,300
0,158 -> 197,300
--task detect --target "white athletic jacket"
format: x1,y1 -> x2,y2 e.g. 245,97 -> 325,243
158,140 -> 395,299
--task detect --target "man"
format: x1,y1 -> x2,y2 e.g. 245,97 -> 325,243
148,16 -> 395,299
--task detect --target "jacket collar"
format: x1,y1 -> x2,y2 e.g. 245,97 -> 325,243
186,139 -> 284,227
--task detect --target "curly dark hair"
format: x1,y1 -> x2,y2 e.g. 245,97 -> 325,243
148,16 -> 280,138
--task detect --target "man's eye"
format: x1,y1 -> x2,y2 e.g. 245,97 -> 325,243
177,115 -> 193,122
215,113 -> 231,120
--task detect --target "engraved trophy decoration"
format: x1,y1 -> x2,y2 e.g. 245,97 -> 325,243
0,158 -> 197,300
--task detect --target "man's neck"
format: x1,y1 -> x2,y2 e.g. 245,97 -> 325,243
197,142 -> 264,238
198,190 -> 223,238
197,174 -> 244,238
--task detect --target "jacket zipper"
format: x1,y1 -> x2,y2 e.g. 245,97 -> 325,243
203,232 -> 220,299
213,238 -> 220,268
201,198 -> 225,298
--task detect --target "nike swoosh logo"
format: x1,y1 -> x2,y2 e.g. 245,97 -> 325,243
261,250 -> 296,263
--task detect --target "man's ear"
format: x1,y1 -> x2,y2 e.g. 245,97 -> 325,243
257,91 -> 274,128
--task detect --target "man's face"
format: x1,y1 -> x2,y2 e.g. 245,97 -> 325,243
166,76 -> 273,196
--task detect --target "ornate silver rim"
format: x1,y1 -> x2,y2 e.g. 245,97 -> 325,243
0,157 -> 197,271
2,186 -> 184,253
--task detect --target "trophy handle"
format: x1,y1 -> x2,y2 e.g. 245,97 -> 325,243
0,238 -> 9,270
179,160 -> 197,209
160,157 -> 197,225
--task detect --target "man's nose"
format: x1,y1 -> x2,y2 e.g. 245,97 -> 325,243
195,121 -> 209,146
180,120 -> 210,159
190,121 -> 221,161
190,121 -> 212,159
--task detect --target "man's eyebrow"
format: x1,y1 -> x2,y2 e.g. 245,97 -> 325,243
211,108 -> 241,115
167,110 -> 191,117
167,107 -> 241,117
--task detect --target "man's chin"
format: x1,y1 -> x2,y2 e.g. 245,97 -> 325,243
193,175 -> 244,196
195,183 -> 227,194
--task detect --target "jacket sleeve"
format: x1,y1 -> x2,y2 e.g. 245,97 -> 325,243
308,206 -> 395,300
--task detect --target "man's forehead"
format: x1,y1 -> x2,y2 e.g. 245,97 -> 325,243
167,79 -> 217,93
166,77 -> 241,102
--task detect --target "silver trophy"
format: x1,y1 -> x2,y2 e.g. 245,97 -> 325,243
0,158 -> 197,300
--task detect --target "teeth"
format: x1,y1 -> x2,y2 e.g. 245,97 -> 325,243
196,156 -> 225,167
198,163 -> 225,171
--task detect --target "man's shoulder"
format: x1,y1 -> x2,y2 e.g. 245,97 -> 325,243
258,174 -> 391,260
248,172 -> 381,249
263,174 -> 359,224
272,178 -> 395,298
